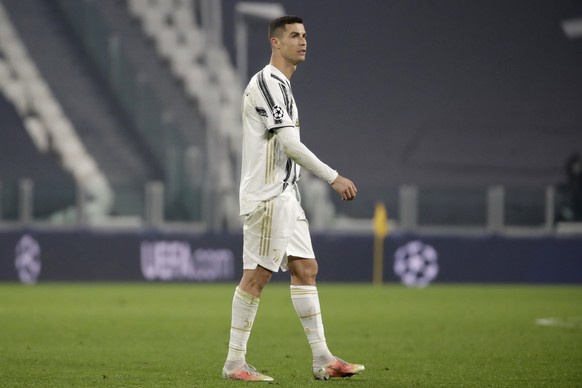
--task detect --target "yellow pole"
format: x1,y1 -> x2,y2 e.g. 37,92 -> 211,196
373,202 -> 389,286
373,235 -> 383,286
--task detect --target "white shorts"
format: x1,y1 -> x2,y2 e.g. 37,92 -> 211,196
242,188 -> 315,272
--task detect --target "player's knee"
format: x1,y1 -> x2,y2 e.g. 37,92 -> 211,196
291,260 -> 318,284
253,270 -> 272,292
240,266 -> 272,296
248,280 -> 269,296
305,263 -> 318,280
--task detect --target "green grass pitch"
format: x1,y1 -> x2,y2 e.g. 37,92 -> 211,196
0,283 -> 581,387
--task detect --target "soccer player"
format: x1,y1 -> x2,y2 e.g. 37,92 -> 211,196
222,16 -> 365,382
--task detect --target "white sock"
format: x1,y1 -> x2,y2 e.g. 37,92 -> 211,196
224,287 -> 260,370
290,285 -> 335,367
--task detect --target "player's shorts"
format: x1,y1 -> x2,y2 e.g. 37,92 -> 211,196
242,187 -> 315,272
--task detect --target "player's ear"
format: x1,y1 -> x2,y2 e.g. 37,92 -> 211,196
270,36 -> 280,49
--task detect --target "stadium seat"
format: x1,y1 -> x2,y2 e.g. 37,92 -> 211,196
170,6 -> 195,31
127,0 -> 146,18
2,78 -> 28,114
12,59 -> 40,83
26,78 -> 52,103
154,25 -> 179,60
180,27 -> 205,59
169,47 -> 196,78
23,116 -> 49,153
3,39 -> 27,66
48,116 -> 76,142
36,97 -> 64,126
0,11 -> 16,41
182,63 -> 208,99
141,7 -> 166,38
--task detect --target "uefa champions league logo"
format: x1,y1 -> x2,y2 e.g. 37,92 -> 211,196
393,240 -> 439,288
272,105 -> 285,120
14,235 -> 42,284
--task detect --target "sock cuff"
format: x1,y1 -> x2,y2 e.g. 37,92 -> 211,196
290,285 -> 317,291
235,286 -> 260,305
290,285 -> 318,298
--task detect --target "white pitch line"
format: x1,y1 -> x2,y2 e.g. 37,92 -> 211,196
535,317 -> 582,329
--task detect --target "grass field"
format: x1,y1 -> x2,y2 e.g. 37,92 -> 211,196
0,283 -> 581,387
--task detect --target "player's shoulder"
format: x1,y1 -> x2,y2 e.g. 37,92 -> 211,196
261,65 -> 290,88
246,65 -> 290,101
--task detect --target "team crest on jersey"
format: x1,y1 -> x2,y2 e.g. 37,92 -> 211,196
272,105 -> 285,120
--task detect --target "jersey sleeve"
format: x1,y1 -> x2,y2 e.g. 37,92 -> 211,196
255,71 -> 295,133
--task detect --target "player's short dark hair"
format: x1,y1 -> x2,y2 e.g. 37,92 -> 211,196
269,15 -> 304,38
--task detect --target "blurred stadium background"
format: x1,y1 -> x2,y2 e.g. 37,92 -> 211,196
0,0 -> 581,284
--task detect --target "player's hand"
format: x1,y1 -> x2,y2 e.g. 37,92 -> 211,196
331,175 -> 357,201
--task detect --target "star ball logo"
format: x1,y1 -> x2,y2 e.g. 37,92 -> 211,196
393,240 -> 439,288
272,105 -> 285,120
15,235 -> 42,284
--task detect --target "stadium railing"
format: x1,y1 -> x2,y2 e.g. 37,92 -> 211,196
2,178 -> 581,237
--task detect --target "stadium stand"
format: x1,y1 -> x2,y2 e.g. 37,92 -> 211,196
122,0 -> 242,228
0,93 -> 75,220
98,0 -> 207,148
55,0 -> 237,226
1,0 -> 161,220
0,0 -> 112,222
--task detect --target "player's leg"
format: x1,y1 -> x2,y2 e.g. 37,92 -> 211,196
228,267 -> 273,365
223,267 -> 273,381
288,256 -> 334,364
287,258 -> 365,380
285,196 -> 334,368
223,195 -> 293,381
286,196 -> 365,380
239,266 -> 272,297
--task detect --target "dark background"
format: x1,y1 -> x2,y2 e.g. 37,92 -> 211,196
222,0 -> 582,190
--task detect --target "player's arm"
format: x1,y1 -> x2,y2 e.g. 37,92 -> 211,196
275,127 -> 357,201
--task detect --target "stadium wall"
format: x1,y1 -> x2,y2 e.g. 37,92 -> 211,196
1,230 -> 580,285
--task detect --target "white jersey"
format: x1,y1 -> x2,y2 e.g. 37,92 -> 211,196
239,64 -> 301,216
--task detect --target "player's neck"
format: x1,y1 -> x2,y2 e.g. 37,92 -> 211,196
270,55 -> 296,80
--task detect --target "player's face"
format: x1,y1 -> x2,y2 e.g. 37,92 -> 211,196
276,23 -> 307,65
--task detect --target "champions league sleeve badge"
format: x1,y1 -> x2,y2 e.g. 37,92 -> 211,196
272,105 -> 285,120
